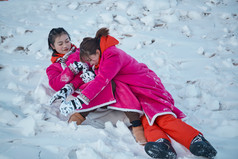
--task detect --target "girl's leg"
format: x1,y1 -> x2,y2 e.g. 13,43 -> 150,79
125,112 -> 141,126
125,112 -> 147,145
141,115 -> 170,142
155,114 -> 217,158
141,115 -> 176,159
155,114 -> 200,149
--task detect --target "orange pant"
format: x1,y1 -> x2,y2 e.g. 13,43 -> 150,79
141,114 -> 200,149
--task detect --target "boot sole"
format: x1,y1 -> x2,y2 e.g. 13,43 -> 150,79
190,141 -> 217,159
144,142 -> 176,159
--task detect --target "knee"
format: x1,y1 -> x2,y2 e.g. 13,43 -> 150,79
156,114 -> 176,127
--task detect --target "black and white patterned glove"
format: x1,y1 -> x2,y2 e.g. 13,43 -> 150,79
59,98 -> 83,116
69,61 -> 89,75
50,84 -> 74,105
80,71 -> 95,83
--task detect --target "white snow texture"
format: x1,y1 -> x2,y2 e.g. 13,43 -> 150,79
0,0 -> 238,159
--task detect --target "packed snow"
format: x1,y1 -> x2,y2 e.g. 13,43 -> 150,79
0,0 -> 238,158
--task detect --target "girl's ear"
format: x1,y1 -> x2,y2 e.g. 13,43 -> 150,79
50,44 -> 55,50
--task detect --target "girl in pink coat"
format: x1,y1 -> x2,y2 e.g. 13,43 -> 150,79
46,27 -> 116,125
47,28 -> 147,144
56,28 -> 217,159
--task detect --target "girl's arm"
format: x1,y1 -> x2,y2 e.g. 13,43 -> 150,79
46,64 -> 84,91
80,50 -> 122,102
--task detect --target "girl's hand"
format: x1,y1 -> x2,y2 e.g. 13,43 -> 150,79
50,84 -> 74,105
80,71 -> 95,83
68,61 -> 89,75
59,98 -> 83,116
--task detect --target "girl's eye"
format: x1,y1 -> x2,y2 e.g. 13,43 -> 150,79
66,40 -> 70,43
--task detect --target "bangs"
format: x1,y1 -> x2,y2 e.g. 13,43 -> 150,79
80,50 -> 91,62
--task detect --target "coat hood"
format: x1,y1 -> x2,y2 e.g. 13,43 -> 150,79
95,35 -> 119,69
100,35 -> 119,54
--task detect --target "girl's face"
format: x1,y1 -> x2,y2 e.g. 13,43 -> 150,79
51,34 -> 71,54
86,49 -> 100,66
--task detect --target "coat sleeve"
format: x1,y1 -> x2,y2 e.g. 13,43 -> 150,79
81,50 -> 123,101
46,63 -> 84,91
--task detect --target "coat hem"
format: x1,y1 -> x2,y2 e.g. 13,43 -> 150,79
146,112 -> 177,126
107,106 -> 144,115
75,100 -> 116,113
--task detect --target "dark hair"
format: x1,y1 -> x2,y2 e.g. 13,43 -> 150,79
48,27 -> 71,51
80,27 -> 109,62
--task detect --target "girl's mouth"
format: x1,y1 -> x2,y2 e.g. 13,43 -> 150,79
63,49 -> 69,52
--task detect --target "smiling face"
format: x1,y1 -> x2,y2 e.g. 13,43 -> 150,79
51,34 -> 71,54
84,49 -> 101,66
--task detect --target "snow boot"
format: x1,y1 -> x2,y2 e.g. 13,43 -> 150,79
132,125 -> 147,145
144,138 -> 177,159
189,134 -> 217,159
68,113 -> 85,125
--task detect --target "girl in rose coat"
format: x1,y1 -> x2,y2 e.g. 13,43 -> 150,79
47,27 -> 147,144
55,28 -> 217,159
46,27 -> 97,125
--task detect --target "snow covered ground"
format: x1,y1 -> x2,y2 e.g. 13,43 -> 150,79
0,0 -> 238,158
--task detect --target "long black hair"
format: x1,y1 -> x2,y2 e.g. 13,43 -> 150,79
48,27 -> 71,52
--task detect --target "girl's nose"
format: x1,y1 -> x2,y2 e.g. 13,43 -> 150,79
63,43 -> 68,48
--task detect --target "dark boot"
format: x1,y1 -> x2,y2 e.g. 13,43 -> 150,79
144,138 -> 177,159
190,134 -> 217,159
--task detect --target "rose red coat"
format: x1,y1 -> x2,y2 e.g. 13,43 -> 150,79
79,36 -> 186,125
46,49 -> 116,112
46,49 -> 83,91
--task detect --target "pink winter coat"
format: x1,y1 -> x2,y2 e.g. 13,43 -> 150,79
46,49 -> 116,112
46,49 -> 83,91
79,36 -> 186,125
